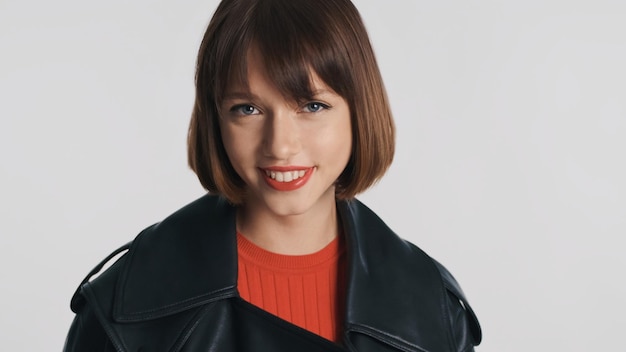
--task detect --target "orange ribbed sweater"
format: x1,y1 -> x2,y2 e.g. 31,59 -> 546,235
236,233 -> 346,342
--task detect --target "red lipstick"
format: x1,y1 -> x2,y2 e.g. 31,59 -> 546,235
260,167 -> 314,191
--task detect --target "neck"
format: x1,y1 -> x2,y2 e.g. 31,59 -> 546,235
236,197 -> 339,255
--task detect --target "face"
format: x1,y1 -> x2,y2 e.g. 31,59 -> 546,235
219,50 -> 352,218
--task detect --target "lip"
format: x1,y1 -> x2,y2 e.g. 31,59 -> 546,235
259,166 -> 314,191
261,165 -> 310,172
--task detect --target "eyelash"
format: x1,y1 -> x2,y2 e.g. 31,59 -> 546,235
301,102 -> 330,113
228,102 -> 330,116
230,104 -> 260,116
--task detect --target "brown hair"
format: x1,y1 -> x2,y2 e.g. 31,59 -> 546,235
188,0 -> 395,204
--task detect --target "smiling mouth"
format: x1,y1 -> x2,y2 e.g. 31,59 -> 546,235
263,169 -> 307,182
260,167 -> 314,191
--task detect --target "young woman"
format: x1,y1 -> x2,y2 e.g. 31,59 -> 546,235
64,0 -> 482,351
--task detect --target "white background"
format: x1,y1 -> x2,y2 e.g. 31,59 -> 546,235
1,0 -> 625,350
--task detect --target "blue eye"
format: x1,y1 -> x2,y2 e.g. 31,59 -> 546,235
231,104 -> 259,116
302,102 -> 328,113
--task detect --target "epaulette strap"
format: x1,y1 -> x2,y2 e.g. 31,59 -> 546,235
70,242 -> 132,313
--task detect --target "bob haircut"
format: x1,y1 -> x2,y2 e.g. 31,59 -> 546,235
188,0 -> 395,204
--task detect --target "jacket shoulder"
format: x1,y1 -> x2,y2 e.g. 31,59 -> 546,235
70,194 -> 233,314
70,242 -> 131,314
67,241 -> 131,351
341,199 -> 482,351
431,259 -> 482,349
67,195 -> 234,351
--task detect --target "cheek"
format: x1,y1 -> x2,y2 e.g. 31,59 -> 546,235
335,113 -> 353,155
329,129 -> 351,153
317,118 -> 352,165
219,125 -> 249,171
219,123 -> 265,181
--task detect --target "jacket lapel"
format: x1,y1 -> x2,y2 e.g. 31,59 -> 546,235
113,196 -> 239,322
339,200 -> 452,351
111,195 -> 452,351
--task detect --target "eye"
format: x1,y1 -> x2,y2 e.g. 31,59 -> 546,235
230,104 -> 260,116
302,102 -> 329,113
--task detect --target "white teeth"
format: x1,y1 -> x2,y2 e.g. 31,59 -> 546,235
264,169 -> 308,182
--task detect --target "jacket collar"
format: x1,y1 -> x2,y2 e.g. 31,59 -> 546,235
113,195 -> 450,351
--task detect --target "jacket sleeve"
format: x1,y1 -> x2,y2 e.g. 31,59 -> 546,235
433,260 -> 482,352
64,299 -> 116,352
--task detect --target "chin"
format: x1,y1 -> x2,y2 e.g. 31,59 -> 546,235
263,198 -> 314,217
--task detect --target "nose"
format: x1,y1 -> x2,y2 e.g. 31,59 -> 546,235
262,110 -> 301,160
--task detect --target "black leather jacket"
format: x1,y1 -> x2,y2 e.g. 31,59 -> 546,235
64,195 -> 481,352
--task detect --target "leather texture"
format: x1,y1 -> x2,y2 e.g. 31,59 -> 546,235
65,195 -> 482,352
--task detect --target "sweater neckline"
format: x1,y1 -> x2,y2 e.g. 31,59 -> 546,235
236,232 -> 344,271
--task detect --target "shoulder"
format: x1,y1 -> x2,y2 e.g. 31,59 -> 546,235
70,194 -> 234,314
66,194 -> 238,350
340,198 -> 482,350
431,258 -> 483,349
